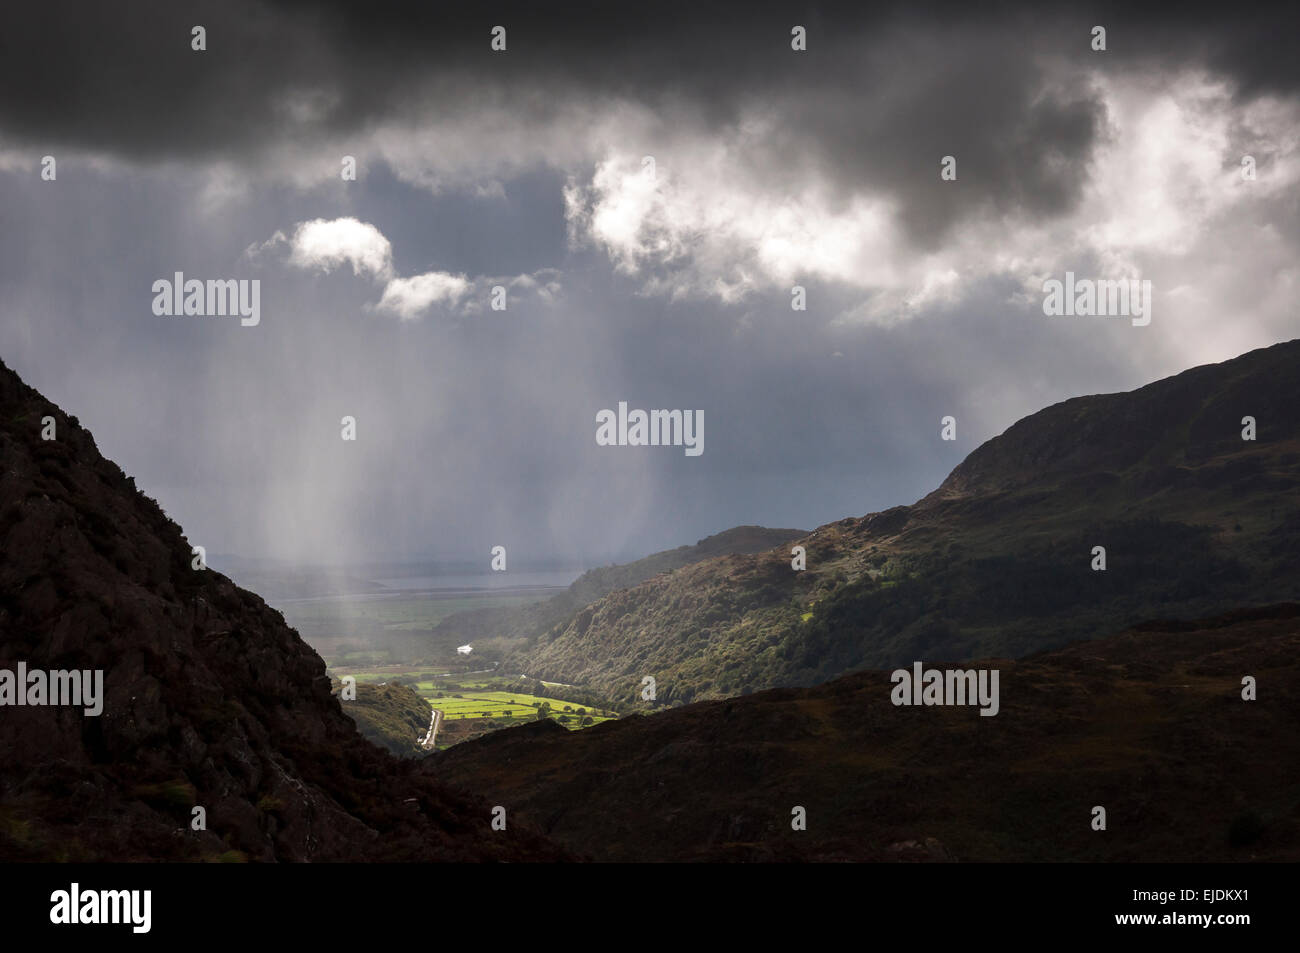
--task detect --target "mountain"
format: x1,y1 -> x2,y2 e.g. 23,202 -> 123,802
508,340 -> 1300,706
428,524 -> 808,658
432,603 -> 1300,862
566,525 -> 814,603
0,357 -> 564,861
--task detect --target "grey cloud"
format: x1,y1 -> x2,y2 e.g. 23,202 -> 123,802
1,0 -> 1297,568
2,2 -> 1291,234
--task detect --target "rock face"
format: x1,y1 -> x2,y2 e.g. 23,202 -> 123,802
0,358 -> 564,862
433,604 -> 1300,863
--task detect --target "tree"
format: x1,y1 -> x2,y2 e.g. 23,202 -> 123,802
536,702 -> 552,721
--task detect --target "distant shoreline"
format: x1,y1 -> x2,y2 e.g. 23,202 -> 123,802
274,584 -> 569,606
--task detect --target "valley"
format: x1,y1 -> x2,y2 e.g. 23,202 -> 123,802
251,582 -> 626,750
2,340 -> 1297,862
239,527 -> 812,752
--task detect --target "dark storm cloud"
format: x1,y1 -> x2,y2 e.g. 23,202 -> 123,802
2,0 -> 1297,567
6,1 -> 1297,124
2,1 -> 1293,230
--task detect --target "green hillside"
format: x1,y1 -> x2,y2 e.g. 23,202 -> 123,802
338,681 -> 435,758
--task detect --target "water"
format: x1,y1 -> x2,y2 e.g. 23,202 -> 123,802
371,570 -> 583,591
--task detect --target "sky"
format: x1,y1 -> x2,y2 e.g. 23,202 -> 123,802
1,1 -> 1297,568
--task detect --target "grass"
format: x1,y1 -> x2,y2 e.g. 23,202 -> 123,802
428,690 -> 616,726
331,662 -> 621,744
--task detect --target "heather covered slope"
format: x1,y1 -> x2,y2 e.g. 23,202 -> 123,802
0,358 -> 563,861
510,340 -> 1300,706
434,604 -> 1300,863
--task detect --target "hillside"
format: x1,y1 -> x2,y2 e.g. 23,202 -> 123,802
0,357 -> 564,862
509,340 -> 1300,706
428,524 -> 808,660
433,604 -> 1300,862
341,682 -> 435,758
567,525 -> 812,604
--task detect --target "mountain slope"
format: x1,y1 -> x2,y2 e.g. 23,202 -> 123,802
566,525 -> 813,604
0,357 -> 564,861
342,681 -> 436,758
510,340 -> 1300,706
433,604 -> 1300,862
429,524 -> 808,658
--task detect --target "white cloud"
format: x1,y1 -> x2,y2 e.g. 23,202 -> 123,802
286,217 -> 394,279
376,271 -> 470,319
230,67 -> 1296,347
251,217 -> 562,319
564,144 -> 910,307
561,69 -> 1300,341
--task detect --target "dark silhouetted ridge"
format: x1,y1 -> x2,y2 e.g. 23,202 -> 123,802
0,357 -> 565,861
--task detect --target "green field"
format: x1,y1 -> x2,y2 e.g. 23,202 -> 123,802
424,689 -> 617,727
332,667 -> 621,740
278,579 -> 625,745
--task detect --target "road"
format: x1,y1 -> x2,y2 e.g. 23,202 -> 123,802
418,708 -> 443,749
